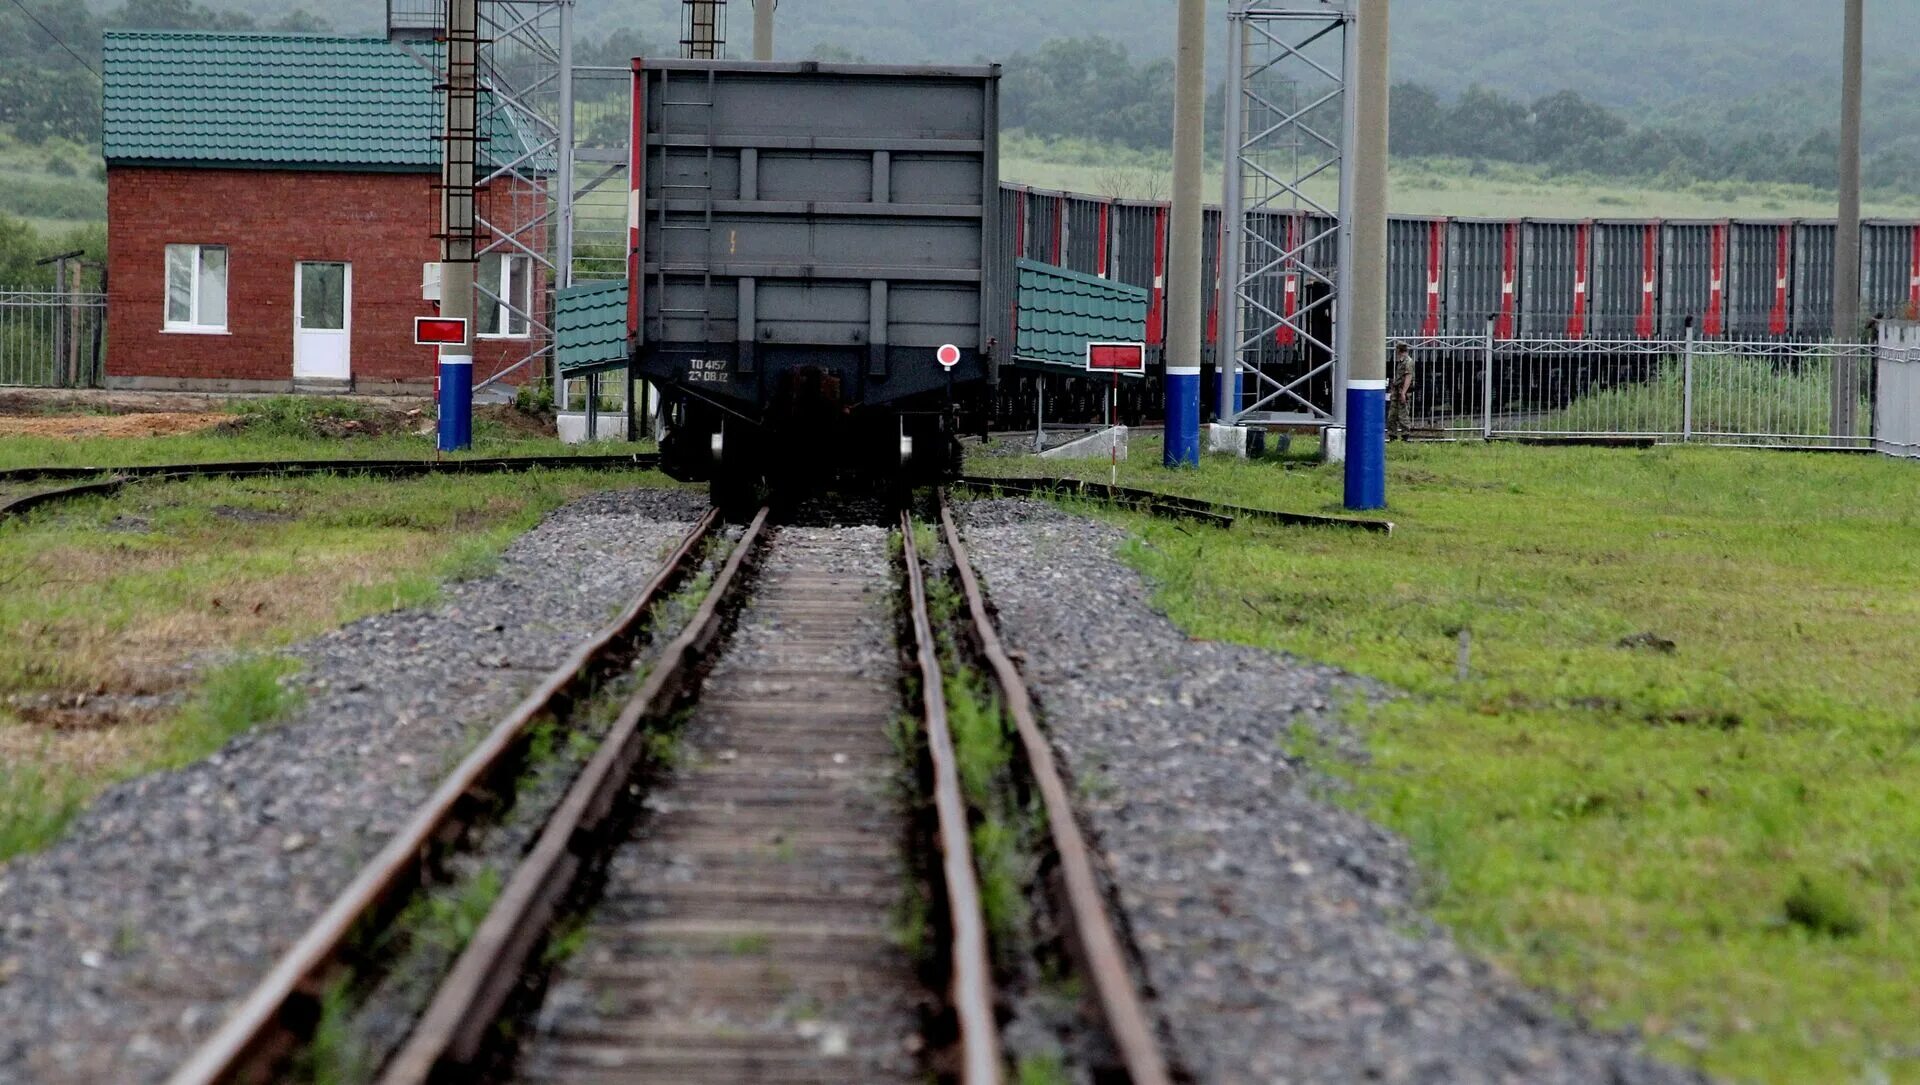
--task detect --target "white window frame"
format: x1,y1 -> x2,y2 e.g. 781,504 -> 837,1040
478,252 -> 533,340
163,244 -> 230,334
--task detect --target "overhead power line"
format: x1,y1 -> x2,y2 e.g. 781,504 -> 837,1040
4,0 -> 102,81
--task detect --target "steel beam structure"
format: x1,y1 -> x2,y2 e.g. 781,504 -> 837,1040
394,0 -> 578,401
1218,1 -> 1355,431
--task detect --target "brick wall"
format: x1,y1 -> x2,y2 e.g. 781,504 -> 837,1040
106,166 -> 547,391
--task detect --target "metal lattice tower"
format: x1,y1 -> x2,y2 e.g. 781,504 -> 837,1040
392,0 -> 576,396
1218,1 -> 1355,426
681,1 -> 728,58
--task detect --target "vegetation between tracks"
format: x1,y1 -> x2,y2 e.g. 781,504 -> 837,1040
0,465 -> 671,860
971,439 -> 1920,1084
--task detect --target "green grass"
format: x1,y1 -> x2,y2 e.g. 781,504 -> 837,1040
1541,356 -> 1873,442
972,439 -> 1920,1083
0,465 -> 671,859
1002,132 -> 1920,219
1015,1053 -> 1072,1085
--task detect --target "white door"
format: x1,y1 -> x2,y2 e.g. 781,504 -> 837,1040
293,262 -> 351,381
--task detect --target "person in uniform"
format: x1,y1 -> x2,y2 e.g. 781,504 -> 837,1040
1388,342 -> 1416,441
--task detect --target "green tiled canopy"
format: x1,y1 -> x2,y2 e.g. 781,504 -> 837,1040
1015,259 -> 1151,369
555,280 -> 631,375
103,31 -> 527,171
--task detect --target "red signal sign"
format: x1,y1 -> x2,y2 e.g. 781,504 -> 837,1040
415,316 -> 469,346
1086,341 -> 1146,375
936,343 -> 963,369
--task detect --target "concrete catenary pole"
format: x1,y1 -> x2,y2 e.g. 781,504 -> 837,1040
1831,0 -> 1864,437
438,0 -> 479,452
1343,0 -> 1390,509
753,0 -> 774,60
1165,0 -> 1207,467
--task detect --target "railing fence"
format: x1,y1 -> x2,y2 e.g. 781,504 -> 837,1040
1876,323 -> 1920,460
1389,334 -> 1880,450
0,290 -> 108,389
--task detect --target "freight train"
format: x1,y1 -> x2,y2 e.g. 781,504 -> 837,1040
991,187 -> 1920,428
618,56 -> 1920,495
626,58 -> 1003,508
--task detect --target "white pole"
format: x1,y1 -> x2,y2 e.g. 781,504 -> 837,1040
753,0 -> 775,60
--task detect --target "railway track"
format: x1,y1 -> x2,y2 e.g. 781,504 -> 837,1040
168,493 -> 1171,1085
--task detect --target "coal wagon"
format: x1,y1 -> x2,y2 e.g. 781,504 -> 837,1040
626,59 -> 1003,505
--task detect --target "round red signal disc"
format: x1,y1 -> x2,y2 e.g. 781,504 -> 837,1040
936,344 -> 962,368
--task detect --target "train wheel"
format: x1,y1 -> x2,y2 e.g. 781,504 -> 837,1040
708,422 -> 764,521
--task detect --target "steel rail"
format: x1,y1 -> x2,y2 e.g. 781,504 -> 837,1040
0,454 -> 663,526
0,477 -> 124,522
958,473 -> 1396,534
165,507 -> 723,1085
938,492 -> 1176,1085
900,510 -> 1004,1085
0,452 -> 659,485
377,506 -> 772,1084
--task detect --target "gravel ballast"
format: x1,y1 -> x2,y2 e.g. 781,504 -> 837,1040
0,487 -> 706,1085
958,498 -> 1707,1085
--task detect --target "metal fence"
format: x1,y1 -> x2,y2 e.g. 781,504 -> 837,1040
1389,334 -> 1880,449
1876,324 -> 1920,460
0,291 -> 107,389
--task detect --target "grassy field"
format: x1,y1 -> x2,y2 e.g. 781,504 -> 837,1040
971,440 -> 1920,1083
0,412 -> 670,859
28,130 -> 1919,248
0,133 -> 105,236
1002,133 -> 1920,219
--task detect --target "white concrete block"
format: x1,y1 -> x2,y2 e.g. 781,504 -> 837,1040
558,411 -> 630,444
1208,423 -> 1249,458
1038,426 -> 1128,461
1322,424 -> 1348,464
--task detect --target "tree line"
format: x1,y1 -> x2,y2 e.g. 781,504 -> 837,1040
2,4 -> 1914,199
1002,37 -> 1920,198
0,0 -> 330,144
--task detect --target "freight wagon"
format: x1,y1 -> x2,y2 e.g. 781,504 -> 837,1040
627,59 -> 1003,505
988,182 -> 1920,428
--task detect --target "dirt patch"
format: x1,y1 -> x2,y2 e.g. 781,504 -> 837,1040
5,693 -> 178,734
0,413 -> 232,439
477,403 -> 557,439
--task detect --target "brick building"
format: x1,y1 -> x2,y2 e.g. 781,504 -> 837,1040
102,31 -> 544,394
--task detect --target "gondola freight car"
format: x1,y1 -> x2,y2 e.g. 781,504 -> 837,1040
627,59 -> 1002,506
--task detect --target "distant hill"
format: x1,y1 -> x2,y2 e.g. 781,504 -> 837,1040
136,0 -> 1913,121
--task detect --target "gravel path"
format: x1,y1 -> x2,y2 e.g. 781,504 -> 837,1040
957,498 -> 1708,1085
0,487 -> 706,1085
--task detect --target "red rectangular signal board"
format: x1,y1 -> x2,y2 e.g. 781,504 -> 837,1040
1086,341 -> 1147,375
415,316 -> 469,346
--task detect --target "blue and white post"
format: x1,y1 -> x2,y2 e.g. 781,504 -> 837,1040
437,340 -> 474,452
1344,378 -> 1387,508
1342,0 -> 1391,510
1165,0 -> 1207,469
1165,363 -> 1201,466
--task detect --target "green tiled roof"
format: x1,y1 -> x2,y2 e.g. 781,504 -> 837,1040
103,31 -> 529,171
555,280 -> 631,374
1015,259 -> 1150,369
